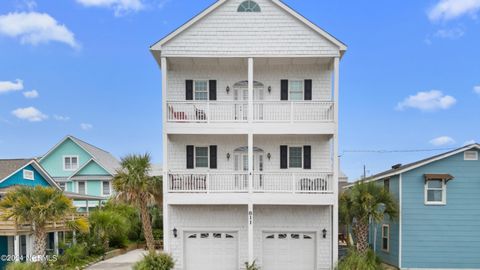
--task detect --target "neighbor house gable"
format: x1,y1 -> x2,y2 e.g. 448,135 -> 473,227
151,0 -> 346,58
0,160 -> 60,190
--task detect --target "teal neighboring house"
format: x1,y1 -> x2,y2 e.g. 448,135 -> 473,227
360,143 -> 480,269
39,135 -> 120,212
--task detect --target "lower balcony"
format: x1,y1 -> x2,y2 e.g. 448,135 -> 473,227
167,171 -> 333,194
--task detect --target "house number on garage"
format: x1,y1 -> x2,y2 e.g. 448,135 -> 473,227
248,210 -> 253,225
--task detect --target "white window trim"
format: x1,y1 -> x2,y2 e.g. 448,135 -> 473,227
23,169 -> 34,180
101,181 -> 112,197
63,155 -> 79,171
381,224 -> 390,252
76,181 -> 88,195
288,146 -> 303,169
424,179 -> 447,205
288,79 -> 304,101
194,146 -> 210,169
193,79 -> 209,101
464,151 -> 478,161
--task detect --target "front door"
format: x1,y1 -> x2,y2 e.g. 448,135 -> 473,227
234,88 -> 248,120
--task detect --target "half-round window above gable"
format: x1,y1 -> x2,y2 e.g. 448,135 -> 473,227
238,0 -> 261,12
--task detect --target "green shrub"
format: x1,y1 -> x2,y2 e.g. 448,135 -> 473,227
54,242 -> 89,267
244,260 -> 260,270
337,248 -> 383,270
153,229 -> 163,240
6,263 -> 41,270
133,252 -> 174,270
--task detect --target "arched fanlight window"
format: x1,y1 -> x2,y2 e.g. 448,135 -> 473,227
238,0 -> 261,12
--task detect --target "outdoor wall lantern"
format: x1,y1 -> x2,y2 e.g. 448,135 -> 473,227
226,86 -> 230,94
267,153 -> 271,160
227,153 -> 231,160
268,86 -> 272,93
322,228 -> 327,239
173,228 -> 178,238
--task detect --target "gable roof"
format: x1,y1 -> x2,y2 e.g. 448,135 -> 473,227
0,159 -> 61,189
68,158 -> 112,179
40,135 -> 119,175
347,144 -> 480,187
150,0 -> 347,53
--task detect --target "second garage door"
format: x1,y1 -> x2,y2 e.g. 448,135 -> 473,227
263,232 -> 316,270
185,232 -> 238,270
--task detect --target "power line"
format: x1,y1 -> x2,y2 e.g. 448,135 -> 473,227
342,147 -> 457,154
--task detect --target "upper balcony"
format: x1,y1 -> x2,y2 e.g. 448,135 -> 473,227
163,57 -> 338,135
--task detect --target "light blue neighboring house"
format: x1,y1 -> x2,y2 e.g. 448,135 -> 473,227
359,143 -> 480,269
39,135 -> 120,212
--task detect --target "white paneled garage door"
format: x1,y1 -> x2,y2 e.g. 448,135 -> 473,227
185,232 -> 238,270
263,232 -> 316,270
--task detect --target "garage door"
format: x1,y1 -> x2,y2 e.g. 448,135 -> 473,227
263,232 -> 316,270
185,232 -> 238,270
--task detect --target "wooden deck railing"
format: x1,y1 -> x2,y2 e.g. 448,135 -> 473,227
0,212 -> 88,236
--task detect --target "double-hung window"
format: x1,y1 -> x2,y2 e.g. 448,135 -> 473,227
64,156 -> 79,171
289,80 -> 303,101
78,181 -> 86,195
425,179 -> 446,205
195,147 -> 209,168
381,224 -> 389,252
102,181 -> 111,196
289,147 -> 303,168
59,182 -> 66,191
194,80 -> 208,101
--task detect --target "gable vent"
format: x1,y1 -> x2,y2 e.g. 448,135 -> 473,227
464,151 -> 478,161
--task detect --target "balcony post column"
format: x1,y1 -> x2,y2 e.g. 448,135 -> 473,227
161,57 -> 171,253
248,57 -> 253,123
54,231 -> 59,255
14,235 -> 20,261
332,56 -> 340,267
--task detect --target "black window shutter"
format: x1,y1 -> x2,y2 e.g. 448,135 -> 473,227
186,80 -> 193,100
280,145 -> 288,169
281,80 -> 288,100
304,79 -> 312,100
209,80 -> 217,101
210,145 -> 217,169
186,145 -> 194,169
303,145 -> 311,169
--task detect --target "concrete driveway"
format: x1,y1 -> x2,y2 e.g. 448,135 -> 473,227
87,249 -> 147,270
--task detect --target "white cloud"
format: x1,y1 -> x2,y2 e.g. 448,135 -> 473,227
428,0 -> 480,21
53,114 -> 70,121
434,28 -> 465,39
474,85 -> 480,94
80,123 -> 93,130
430,136 -> 456,146
76,0 -> 144,16
11,106 -> 48,122
23,89 -> 38,98
396,90 -> 456,111
0,12 -> 79,48
0,79 -> 23,94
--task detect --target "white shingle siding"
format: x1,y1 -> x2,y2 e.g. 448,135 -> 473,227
168,205 -> 331,270
167,62 -> 332,101
167,134 -> 332,171
161,0 -> 340,57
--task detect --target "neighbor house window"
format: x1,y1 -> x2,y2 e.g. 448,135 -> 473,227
382,224 -> 389,252
102,181 -> 111,196
194,80 -> 208,100
289,147 -> 303,168
64,156 -> 79,171
425,179 -> 446,205
195,147 -> 209,168
464,151 -> 478,161
23,169 -> 34,180
59,182 -> 65,191
78,181 -> 86,194
289,80 -> 304,101
237,0 -> 261,12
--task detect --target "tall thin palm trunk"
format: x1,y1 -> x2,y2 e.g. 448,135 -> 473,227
33,227 -> 47,257
140,195 -> 155,252
354,222 -> 370,254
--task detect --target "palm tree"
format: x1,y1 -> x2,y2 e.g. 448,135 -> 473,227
340,181 -> 398,254
0,186 -> 88,257
113,154 -> 156,252
89,209 -> 129,251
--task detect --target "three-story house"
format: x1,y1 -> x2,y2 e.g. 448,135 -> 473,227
151,1 -> 347,269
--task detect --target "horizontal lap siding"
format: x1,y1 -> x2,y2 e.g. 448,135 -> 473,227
167,63 -> 332,101
161,0 -> 339,56
402,151 -> 480,268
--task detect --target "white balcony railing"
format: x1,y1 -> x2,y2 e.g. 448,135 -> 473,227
253,101 -> 334,122
167,101 -> 248,123
168,171 -> 333,194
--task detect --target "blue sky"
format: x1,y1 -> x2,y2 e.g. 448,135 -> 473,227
0,0 -> 479,180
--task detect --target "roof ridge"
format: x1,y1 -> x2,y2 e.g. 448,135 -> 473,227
68,135 -> 112,154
